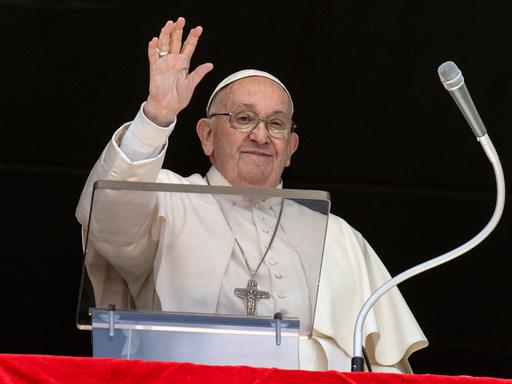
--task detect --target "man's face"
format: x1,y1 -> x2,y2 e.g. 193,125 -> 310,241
197,76 -> 299,188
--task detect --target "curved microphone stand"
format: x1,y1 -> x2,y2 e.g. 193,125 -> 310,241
350,62 -> 506,372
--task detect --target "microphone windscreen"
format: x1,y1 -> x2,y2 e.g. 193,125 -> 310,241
438,61 -> 464,90
438,61 -> 460,82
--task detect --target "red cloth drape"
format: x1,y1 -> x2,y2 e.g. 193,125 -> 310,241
0,354 -> 510,384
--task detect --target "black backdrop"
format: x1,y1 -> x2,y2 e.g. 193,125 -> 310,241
1,0 -> 510,378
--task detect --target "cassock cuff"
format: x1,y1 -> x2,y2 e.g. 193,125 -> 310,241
119,102 -> 176,161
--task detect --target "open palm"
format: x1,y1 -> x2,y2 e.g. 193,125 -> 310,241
144,17 -> 213,126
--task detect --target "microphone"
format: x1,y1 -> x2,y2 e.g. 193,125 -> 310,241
437,61 -> 487,137
350,61 -> 505,372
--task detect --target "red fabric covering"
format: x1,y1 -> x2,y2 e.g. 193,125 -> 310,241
0,354 -> 510,384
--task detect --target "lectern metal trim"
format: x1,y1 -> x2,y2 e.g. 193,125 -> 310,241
92,322 -> 298,337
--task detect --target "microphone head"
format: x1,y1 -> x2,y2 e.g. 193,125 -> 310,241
438,61 -> 464,90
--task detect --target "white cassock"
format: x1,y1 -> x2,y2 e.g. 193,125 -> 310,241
76,105 -> 428,373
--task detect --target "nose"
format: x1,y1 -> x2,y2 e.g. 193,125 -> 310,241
249,120 -> 270,144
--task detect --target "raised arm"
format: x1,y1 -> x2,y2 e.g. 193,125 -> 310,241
144,17 -> 214,126
75,18 -> 214,310
76,17 -> 213,223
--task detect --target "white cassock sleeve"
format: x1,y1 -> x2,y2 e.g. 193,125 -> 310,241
76,105 -> 175,309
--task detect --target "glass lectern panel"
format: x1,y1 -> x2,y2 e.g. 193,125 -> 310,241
77,180 -> 330,339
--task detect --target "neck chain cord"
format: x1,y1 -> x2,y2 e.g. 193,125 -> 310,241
205,176 -> 285,279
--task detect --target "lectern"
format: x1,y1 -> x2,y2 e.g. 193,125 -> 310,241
76,180 -> 330,368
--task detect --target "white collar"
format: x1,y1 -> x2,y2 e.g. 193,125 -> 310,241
205,166 -> 283,189
205,166 -> 284,210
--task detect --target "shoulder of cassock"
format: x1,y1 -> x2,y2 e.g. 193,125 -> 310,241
314,214 -> 428,368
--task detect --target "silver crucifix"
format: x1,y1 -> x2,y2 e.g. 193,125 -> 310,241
234,279 -> 271,316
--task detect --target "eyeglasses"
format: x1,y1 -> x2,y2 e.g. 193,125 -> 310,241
208,111 -> 296,139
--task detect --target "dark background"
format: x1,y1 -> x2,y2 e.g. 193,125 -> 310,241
1,0 -> 510,378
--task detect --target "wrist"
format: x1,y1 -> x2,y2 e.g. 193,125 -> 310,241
143,98 -> 177,127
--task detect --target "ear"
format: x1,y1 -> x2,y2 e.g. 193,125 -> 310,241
285,132 -> 299,167
196,118 -> 214,157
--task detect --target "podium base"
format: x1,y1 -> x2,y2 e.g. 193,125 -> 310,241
91,308 -> 300,369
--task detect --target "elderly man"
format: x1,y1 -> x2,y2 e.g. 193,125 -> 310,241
76,17 -> 427,372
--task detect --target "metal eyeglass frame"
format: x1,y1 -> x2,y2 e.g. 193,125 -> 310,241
209,112 -> 297,139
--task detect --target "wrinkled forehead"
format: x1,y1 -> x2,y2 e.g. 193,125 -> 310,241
206,69 -> 294,115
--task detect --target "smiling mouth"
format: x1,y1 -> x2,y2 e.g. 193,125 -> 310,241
241,150 -> 272,157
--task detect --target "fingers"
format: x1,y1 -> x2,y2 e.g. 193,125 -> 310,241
169,17 -> 185,54
149,17 -> 209,78
181,26 -> 203,60
188,62 -> 214,90
157,20 -> 174,52
147,37 -> 159,66
155,17 -> 203,58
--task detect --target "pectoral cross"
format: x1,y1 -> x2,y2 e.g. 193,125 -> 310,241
234,279 -> 271,316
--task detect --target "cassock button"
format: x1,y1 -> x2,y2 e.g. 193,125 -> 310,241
261,227 -> 270,234
274,273 -> 283,279
257,214 -> 264,221
269,258 -> 277,265
278,293 -> 287,299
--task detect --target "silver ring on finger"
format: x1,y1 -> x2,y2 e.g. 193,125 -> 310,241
157,47 -> 169,58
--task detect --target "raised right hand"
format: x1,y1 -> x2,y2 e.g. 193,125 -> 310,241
144,17 -> 214,126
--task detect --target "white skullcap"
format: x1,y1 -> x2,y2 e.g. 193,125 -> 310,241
206,69 -> 294,115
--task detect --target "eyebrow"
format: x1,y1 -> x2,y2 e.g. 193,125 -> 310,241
230,103 -> 289,115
